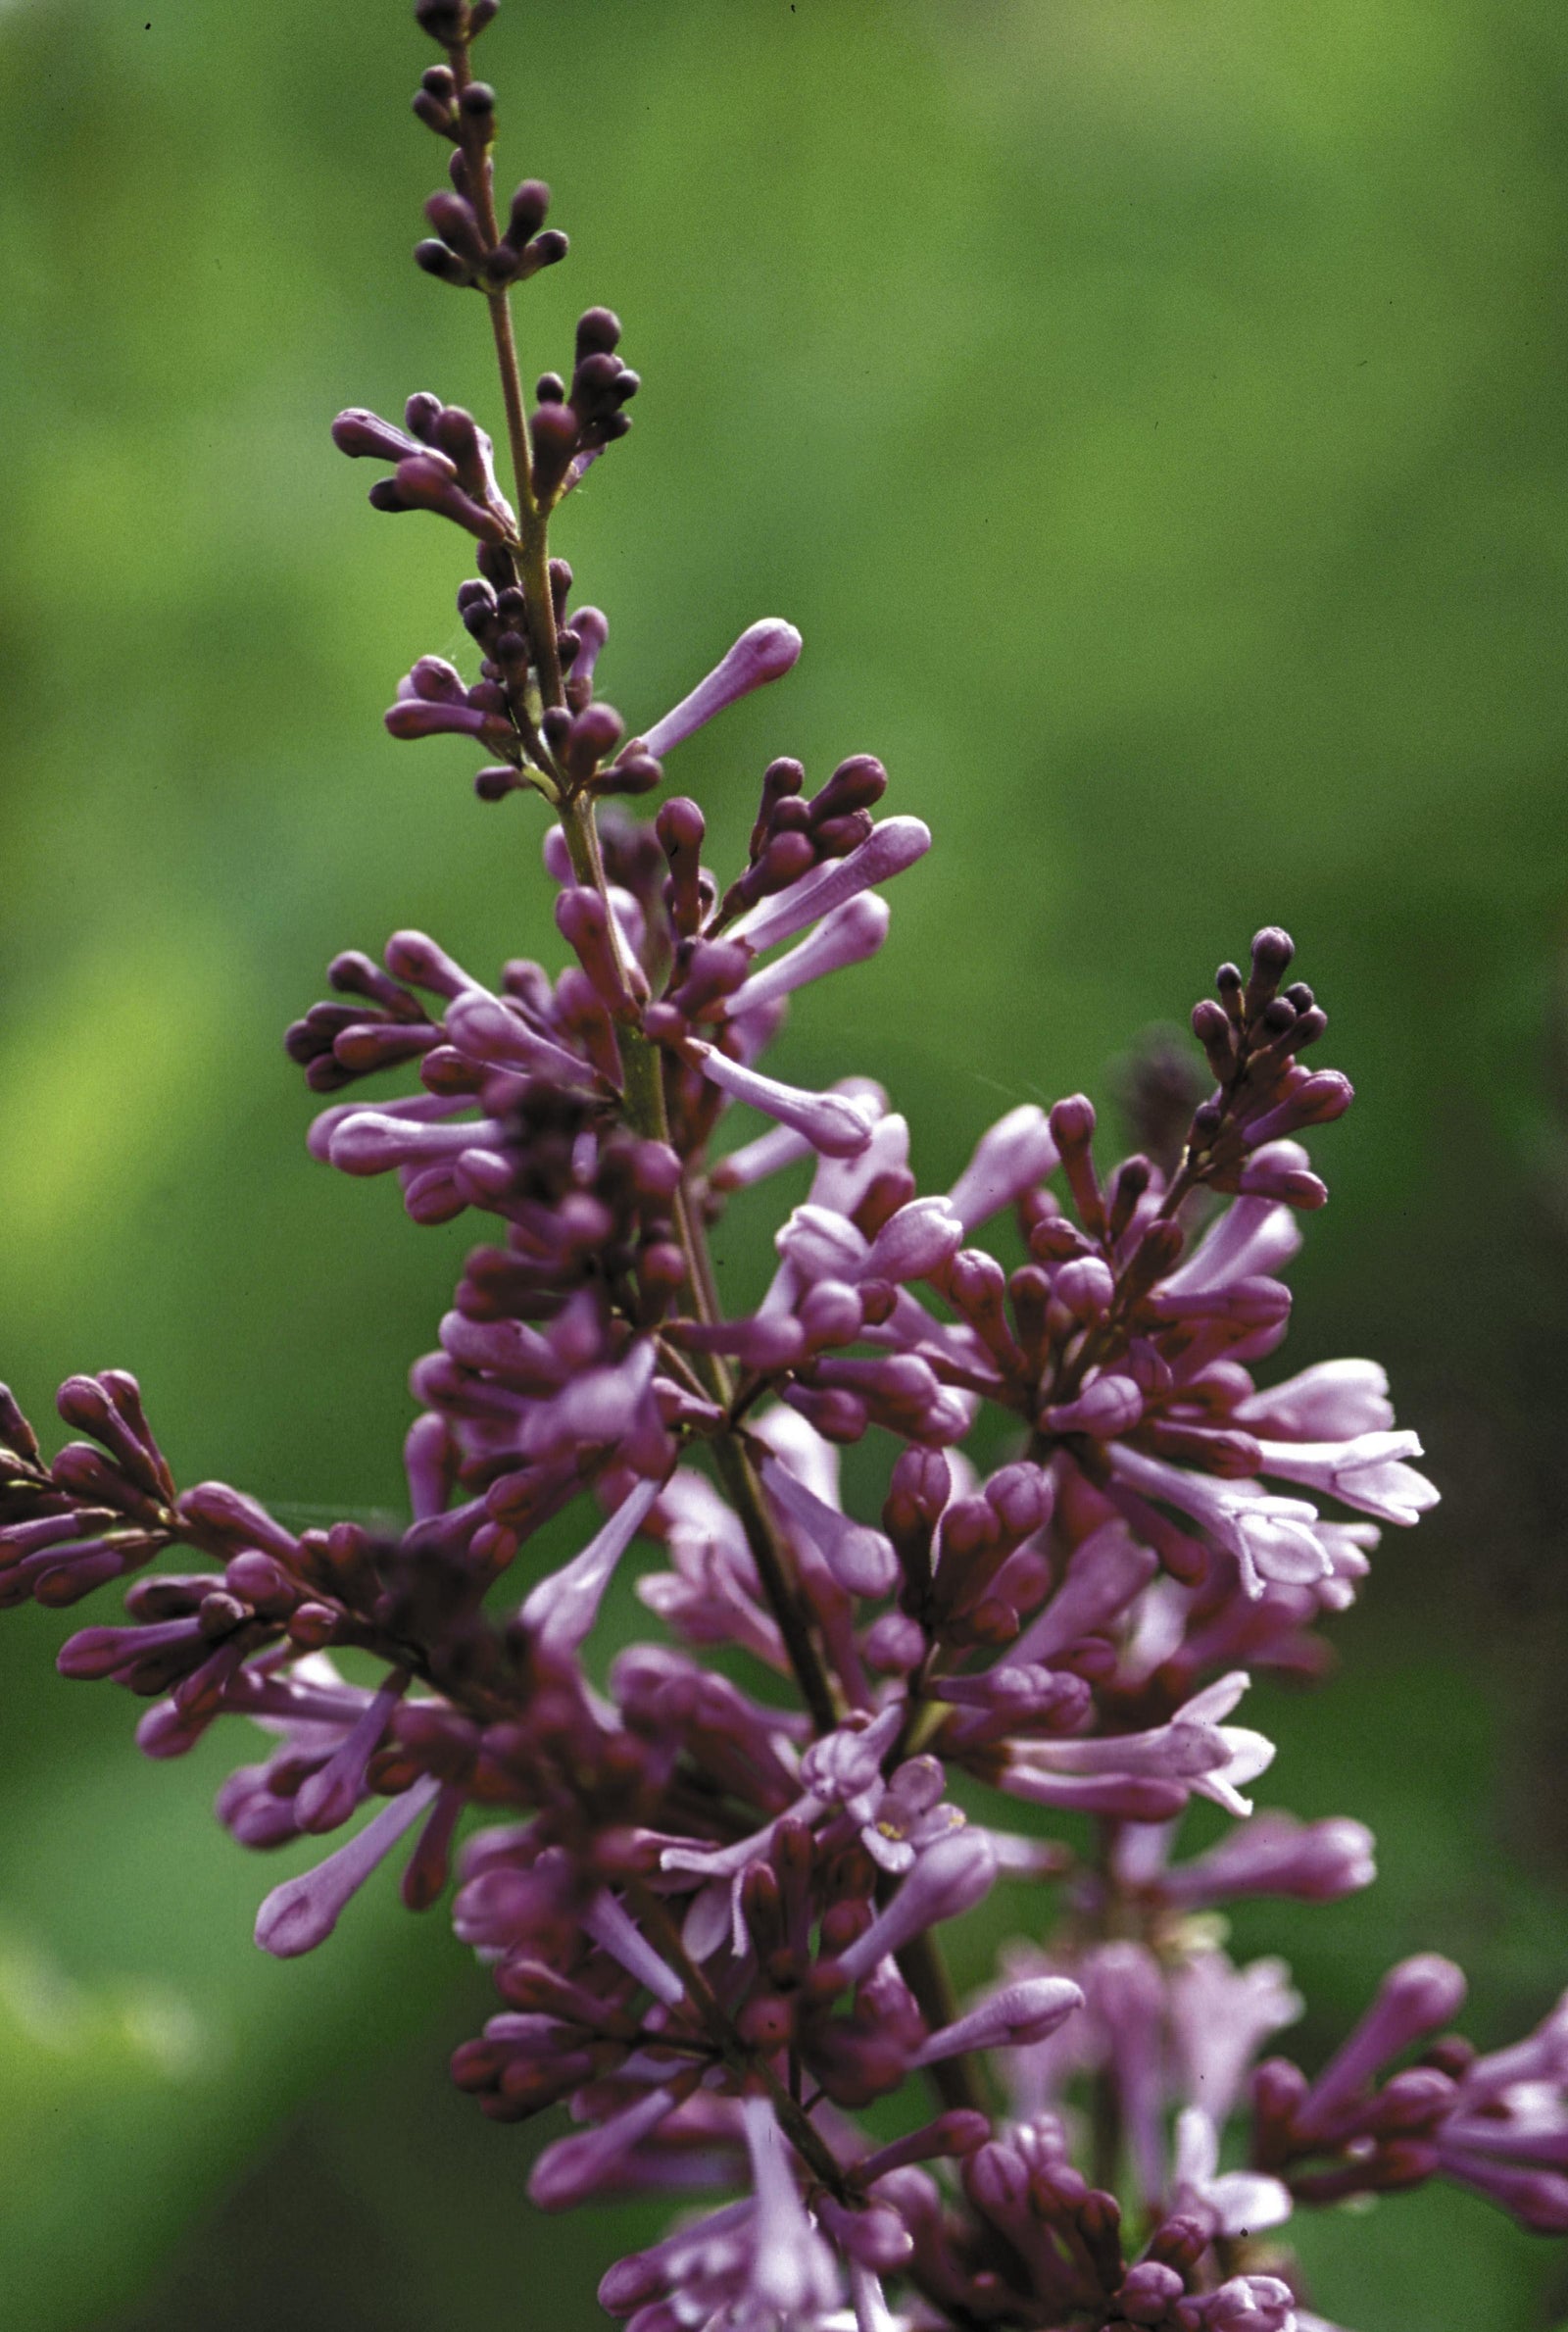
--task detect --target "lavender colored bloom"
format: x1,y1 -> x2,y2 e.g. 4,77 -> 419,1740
1234,1359 -> 1395,1439
738,2093 -> 843,2317
1000,1671 -> 1275,1821
729,895 -> 892,1018
518,1475 -> 663,1658
947,1104 -> 1059,1230
1107,1448 -> 1334,1598
1156,1811 -> 1376,1909
1170,2108 -> 1293,2239
760,1453 -> 899,1597
1179,2277 -> 1299,2330
1170,1950 -> 1303,2124
529,2084 -> 685,2211
4,15 -> 1524,2329
639,619 -> 803,757
728,817 -> 932,954
835,1828 -> 998,1984
255,1777 -> 442,1958
1291,1955 -> 1467,2143
911,1976 -> 1083,2067
684,1039 -> 878,1158
1426,1990 -> 1568,2232
1251,1432 -> 1438,1526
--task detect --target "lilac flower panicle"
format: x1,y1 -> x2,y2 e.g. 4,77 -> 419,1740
4,7 -> 1551,2329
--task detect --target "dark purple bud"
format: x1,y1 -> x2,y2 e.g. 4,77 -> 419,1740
224,1551 -> 298,1617
1144,2212 -> 1207,2274
1049,1093 -> 1105,1236
1244,924 -> 1296,1021
666,938 -> 749,1017
1042,1373 -> 1144,1438
1263,1004 -> 1328,1061
782,1383 -> 867,1443
1053,1255 -> 1115,1321
50,1443 -> 157,1517
424,189 -> 488,266
1213,959 -> 1245,1016
412,77 -> 458,140
596,750 -> 662,798
746,757 -> 804,861
0,1385 -> 40,1463
1242,1069 -> 1355,1148
530,401 -> 580,501
575,305 -> 621,361
1114,2262 -> 1185,2322
1049,1092 -> 1096,1148
175,1481 -> 300,1563
415,0 -> 467,40
390,452 -> 507,542
459,80 -> 496,140
384,696 -> 497,744
564,702 -> 625,778
556,888 -> 638,1012
1373,2066 -> 1455,2135
474,766 -> 524,801
506,178 -> 551,247
1118,1216 -> 1186,1300
796,1280 -> 863,1350
1192,995 -> 1235,1076
808,754 -> 887,825
332,407 -> 420,462
415,238 -> 473,285
859,2113 -> 991,2183
810,810 -> 874,859
1251,2055 -> 1309,2151
58,1373 -> 172,1501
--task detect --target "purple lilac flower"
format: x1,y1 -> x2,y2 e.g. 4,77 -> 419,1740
3,6 -> 1550,2328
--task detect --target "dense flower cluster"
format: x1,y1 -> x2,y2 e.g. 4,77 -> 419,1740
3,8 -> 1561,2328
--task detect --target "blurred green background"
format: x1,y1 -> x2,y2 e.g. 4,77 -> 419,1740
2,0 -> 1567,2323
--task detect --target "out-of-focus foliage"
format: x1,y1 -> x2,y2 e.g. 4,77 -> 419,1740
0,0 -> 1565,2325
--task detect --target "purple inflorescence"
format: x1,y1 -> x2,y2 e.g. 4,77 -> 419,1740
2,7 -> 1558,2329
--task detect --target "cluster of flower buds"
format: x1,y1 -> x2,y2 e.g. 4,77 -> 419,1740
528,308 -> 641,503
1252,1958 -> 1568,2234
1185,928 -> 1351,1207
5,8 -> 1558,2332
332,394 -> 515,542
897,2108 -> 1303,2332
415,169 -> 565,291
414,0 -> 499,50
0,1374 -> 177,1610
410,0 -> 566,294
